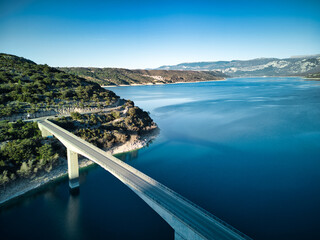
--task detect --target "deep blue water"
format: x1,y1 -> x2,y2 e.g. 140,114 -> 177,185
1,77 -> 320,240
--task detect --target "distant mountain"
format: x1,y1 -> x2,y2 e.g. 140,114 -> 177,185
157,55 -> 320,77
58,68 -> 227,86
289,54 -> 320,59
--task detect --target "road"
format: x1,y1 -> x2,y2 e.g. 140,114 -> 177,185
38,120 -> 251,240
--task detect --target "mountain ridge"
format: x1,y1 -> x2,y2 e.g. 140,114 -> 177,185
157,55 -> 320,77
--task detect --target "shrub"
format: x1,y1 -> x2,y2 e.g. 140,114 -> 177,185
111,111 -> 120,119
0,170 -> 10,186
17,162 -> 32,177
70,111 -> 82,120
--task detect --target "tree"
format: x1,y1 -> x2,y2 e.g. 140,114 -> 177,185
1,138 -> 38,164
0,170 -> 10,186
38,144 -> 53,163
70,112 -> 82,120
17,162 -> 31,177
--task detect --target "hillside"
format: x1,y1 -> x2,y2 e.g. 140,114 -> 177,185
157,55 -> 320,77
0,53 -> 157,188
0,53 -> 118,119
58,67 -> 227,86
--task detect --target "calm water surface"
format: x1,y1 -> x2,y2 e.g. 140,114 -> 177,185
1,77 -> 320,240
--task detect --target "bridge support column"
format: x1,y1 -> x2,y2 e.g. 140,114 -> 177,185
67,148 -> 79,189
38,124 -> 53,137
175,232 -> 187,240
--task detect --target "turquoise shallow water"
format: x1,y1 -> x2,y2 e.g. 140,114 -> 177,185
1,77 -> 320,239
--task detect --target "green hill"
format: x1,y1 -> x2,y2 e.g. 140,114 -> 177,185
0,53 -> 157,187
58,67 -> 227,86
0,53 -> 118,118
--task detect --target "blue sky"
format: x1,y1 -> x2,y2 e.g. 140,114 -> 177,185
1,0 -> 320,68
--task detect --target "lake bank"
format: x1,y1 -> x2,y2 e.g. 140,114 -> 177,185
101,78 -> 226,88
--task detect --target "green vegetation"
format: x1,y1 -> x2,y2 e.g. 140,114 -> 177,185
0,53 -> 158,189
306,72 -> 320,79
0,120 -> 59,186
0,120 -> 40,141
58,67 -> 154,85
51,101 -> 156,149
0,53 -> 119,118
58,67 -> 227,86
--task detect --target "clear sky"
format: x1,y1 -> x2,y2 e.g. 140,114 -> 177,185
1,0 -> 320,68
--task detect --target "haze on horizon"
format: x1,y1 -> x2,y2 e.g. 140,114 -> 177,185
1,0 -> 320,69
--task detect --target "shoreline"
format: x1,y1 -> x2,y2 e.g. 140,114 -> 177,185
100,76 -> 310,88
304,77 -> 320,81
101,78 -> 226,88
0,128 -> 159,206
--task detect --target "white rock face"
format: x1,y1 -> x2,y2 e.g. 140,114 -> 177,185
265,61 -> 290,68
158,55 -> 320,76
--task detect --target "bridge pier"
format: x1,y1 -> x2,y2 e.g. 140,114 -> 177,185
67,148 -> 79,189
175,232 -> 187,240
38,124 -> 53,137
134,188 -> 207,240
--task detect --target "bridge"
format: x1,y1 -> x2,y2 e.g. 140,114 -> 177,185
38,119 -> 251,240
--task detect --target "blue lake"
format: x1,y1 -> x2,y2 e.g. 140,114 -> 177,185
1,77 -> 320,239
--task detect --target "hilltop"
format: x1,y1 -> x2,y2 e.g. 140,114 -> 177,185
157,55 -> 320,77
58,67 -> 227,86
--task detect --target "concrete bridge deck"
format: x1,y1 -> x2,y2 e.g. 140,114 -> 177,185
38,119 -> 251,240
